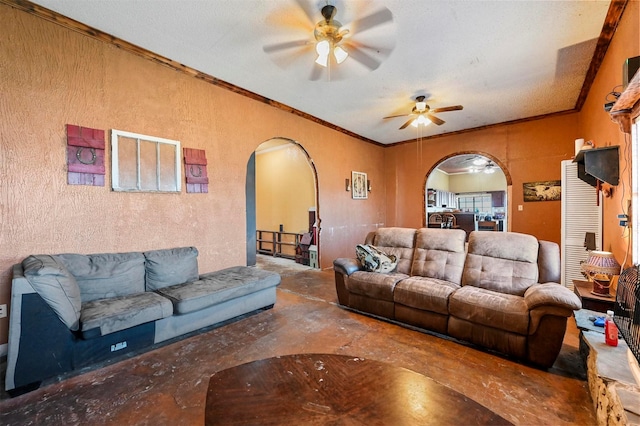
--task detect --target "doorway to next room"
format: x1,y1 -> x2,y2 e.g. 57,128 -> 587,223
246,138 -> 319,269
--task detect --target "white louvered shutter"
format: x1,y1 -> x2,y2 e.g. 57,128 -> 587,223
561,160 -> 602,289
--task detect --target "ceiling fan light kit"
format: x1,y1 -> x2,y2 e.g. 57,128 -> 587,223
333,45 -> 348,64
411,115 -> 431,128
314,40 -> 348,67
313,5 -> 349,68
484,162 -> 497,174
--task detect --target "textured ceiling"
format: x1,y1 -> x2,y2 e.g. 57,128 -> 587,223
28,0 -> 612,145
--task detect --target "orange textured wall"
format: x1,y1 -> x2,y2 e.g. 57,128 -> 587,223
0,6 -> 386,345
578,0 -> 639,266
386,113 -> 580,243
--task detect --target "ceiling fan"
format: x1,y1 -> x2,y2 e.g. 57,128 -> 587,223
471,161 -> 497,174
484,161 -> 497,174
384,96 -> 463,129
263,1 -> 395,80
460,155 -> 489,167
456,156 -> 497,174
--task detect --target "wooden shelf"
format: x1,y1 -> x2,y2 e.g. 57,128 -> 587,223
610,71 -> 640,134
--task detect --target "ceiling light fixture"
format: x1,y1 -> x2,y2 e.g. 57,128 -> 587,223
333,45 -> 348,64
411,114 -> 431,128
314,40 -> 331,66
472,157 -> 485,166
484,163 -> 496,174
314,5 -> 349,68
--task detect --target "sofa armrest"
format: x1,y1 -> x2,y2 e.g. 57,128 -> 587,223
333,258 -> 362,276
524,283 -> 581,311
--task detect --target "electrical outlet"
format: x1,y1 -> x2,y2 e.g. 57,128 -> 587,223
518,205 -> 523,211
0,304 -> 6,319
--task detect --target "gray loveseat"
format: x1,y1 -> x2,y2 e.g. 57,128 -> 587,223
5,247 -> 280,395
334,227 -> 581,368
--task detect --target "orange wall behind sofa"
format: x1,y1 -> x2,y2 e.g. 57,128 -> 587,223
0,6 -> 387,345
385,113 -> 580,244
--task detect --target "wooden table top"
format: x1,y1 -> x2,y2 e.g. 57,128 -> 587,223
573,279 -> 616,301
205,353 -> 512,425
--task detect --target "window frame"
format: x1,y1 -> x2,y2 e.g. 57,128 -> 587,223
111,129 -> 182,193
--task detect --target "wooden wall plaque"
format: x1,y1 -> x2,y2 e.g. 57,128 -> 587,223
66,124 -> 105,186
184,148 -> 209,193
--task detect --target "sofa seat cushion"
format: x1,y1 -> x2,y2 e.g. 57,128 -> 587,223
57,252 -> 146,303
144,247 -> 199,291
154,266 -> 281,315
80,292 -> 173,339
346,271 -> 409,301
449,286 -> 529,335
394,277 -> 460,315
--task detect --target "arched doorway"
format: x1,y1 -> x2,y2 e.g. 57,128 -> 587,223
424,152 -> 512,238
246,138 -> 320,267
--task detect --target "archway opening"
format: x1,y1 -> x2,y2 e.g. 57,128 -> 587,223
424,152 -> 511,240
246,138 -> 320,268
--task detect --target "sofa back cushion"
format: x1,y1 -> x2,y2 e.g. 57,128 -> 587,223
144,247 -> 199,290
22,255 -> 82,330
411,228 -> 467,284
57,252 -> 146,303
462,231 -> 539,296
370,228 -> 416,275
538,240 -> 561,284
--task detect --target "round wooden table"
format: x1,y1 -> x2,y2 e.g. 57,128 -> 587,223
205,353 -> 512,425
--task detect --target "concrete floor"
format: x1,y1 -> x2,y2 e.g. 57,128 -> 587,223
0,257 -> 596,425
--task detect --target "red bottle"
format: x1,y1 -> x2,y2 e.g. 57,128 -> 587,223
605,310 -> 619,347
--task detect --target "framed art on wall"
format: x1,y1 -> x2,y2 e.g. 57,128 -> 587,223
352,171 -> 368,199
523,180 -> 562,201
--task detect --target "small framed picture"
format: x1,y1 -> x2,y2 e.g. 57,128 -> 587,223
523,180 -> 561,202
352,171 -> 368,199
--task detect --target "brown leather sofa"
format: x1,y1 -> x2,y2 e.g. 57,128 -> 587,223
333,227 -> 582,368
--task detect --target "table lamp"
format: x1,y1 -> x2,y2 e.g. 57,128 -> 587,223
580,251 -> 621,297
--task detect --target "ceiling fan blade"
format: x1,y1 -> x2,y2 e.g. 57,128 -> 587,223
263,39 -> 310,53
383,113 -> 410,119
399,118 -> 415,130
309,64 -> 323,81
346,46 -> 382,71
430,105 -> 463,113
350,8 -> 393,33
427,114 -> 445,126
294,0 -> 317,25
264,43 -> 314,70
265,5 -> 315,33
